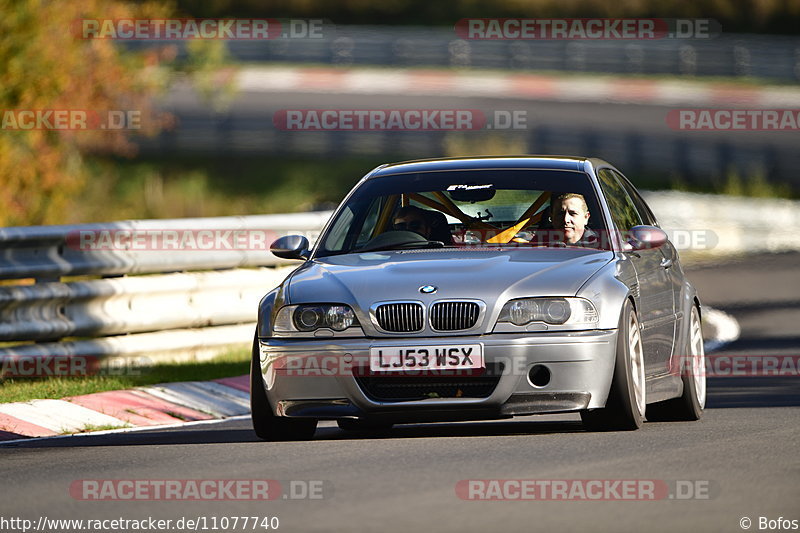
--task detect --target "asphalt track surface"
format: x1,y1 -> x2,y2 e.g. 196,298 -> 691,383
2,252 -> 798,533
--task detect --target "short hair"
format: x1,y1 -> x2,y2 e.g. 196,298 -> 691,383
394,205 -> 429,220
554,193 -> 589,214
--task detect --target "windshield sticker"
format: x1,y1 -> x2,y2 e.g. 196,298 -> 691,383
447,184 -> 494,191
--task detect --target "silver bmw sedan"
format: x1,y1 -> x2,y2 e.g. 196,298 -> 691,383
251,156 -> 706,440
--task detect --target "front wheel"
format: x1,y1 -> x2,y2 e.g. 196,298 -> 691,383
250,335 -> 317,441
646,306 -> 705,421
581,299 -> 646,431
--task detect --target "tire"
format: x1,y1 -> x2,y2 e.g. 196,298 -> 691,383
646,306 -> 705,422
337,419 -> 394,432
581,299 -> 646,431
250,335 -> 317,441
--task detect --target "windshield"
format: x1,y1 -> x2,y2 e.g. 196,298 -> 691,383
316,169 -> 610,257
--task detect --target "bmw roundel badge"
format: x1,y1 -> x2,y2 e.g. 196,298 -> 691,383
419,285 -> 437,294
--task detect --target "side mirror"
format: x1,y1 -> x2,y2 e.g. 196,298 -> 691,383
270,235 -> 310,260
624,225 -> 668,251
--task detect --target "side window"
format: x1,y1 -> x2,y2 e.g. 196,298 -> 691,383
597,169 -> 642,232
355,197 -> 384,246
324,196 -> 386,252
612,170 -> 658,226
322,206 -> 354,251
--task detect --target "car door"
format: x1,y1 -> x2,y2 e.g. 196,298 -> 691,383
613,170 -> 680,369
597,169 -> 675,376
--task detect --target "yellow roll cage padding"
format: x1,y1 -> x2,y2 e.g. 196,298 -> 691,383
372,194 -> 400,237
486,191 -> 551,243
371,190 -> 552,244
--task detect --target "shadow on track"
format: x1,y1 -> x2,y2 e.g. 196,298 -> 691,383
316,419 -> 586,441
706,377 -> 800,408
703,336 -> 800,409
2,417 -> 588,448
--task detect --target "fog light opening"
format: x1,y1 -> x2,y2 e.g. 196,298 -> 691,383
528,365 -> 551,388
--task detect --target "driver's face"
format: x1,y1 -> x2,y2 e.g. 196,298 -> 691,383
393,214 -> 430,237
553,198 -> 590,244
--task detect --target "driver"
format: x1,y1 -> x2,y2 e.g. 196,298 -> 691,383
392,205 -> 432,239
550,193 -> 598,246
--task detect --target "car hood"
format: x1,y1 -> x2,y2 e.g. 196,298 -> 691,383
287,248 -> 613,311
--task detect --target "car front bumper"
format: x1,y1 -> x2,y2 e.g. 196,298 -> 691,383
257,329 -> 618,422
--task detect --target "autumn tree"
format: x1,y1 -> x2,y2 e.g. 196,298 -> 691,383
0,0 -> 175,226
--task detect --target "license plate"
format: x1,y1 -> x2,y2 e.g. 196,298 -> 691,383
369,344 -> 483,372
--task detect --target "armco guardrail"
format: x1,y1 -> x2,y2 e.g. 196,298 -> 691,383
0,212 -> 331,281
0,269 -> 292,342
0,212 -> 331,364
643,191 -> 800,255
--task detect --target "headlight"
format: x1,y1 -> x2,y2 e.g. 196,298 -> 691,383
274,304 -> 359,333
497,298 -> 598,327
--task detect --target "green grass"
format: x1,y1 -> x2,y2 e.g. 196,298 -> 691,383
669,168 -> 794,199
67,155 -> 387,224
61,423 -> 131,435
717,170 -> 793,198
0,348 -> 250,404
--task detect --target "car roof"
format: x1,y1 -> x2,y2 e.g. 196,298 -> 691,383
370,155 -> 611,177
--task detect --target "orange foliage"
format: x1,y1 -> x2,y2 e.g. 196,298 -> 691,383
0,0 -> 175,226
